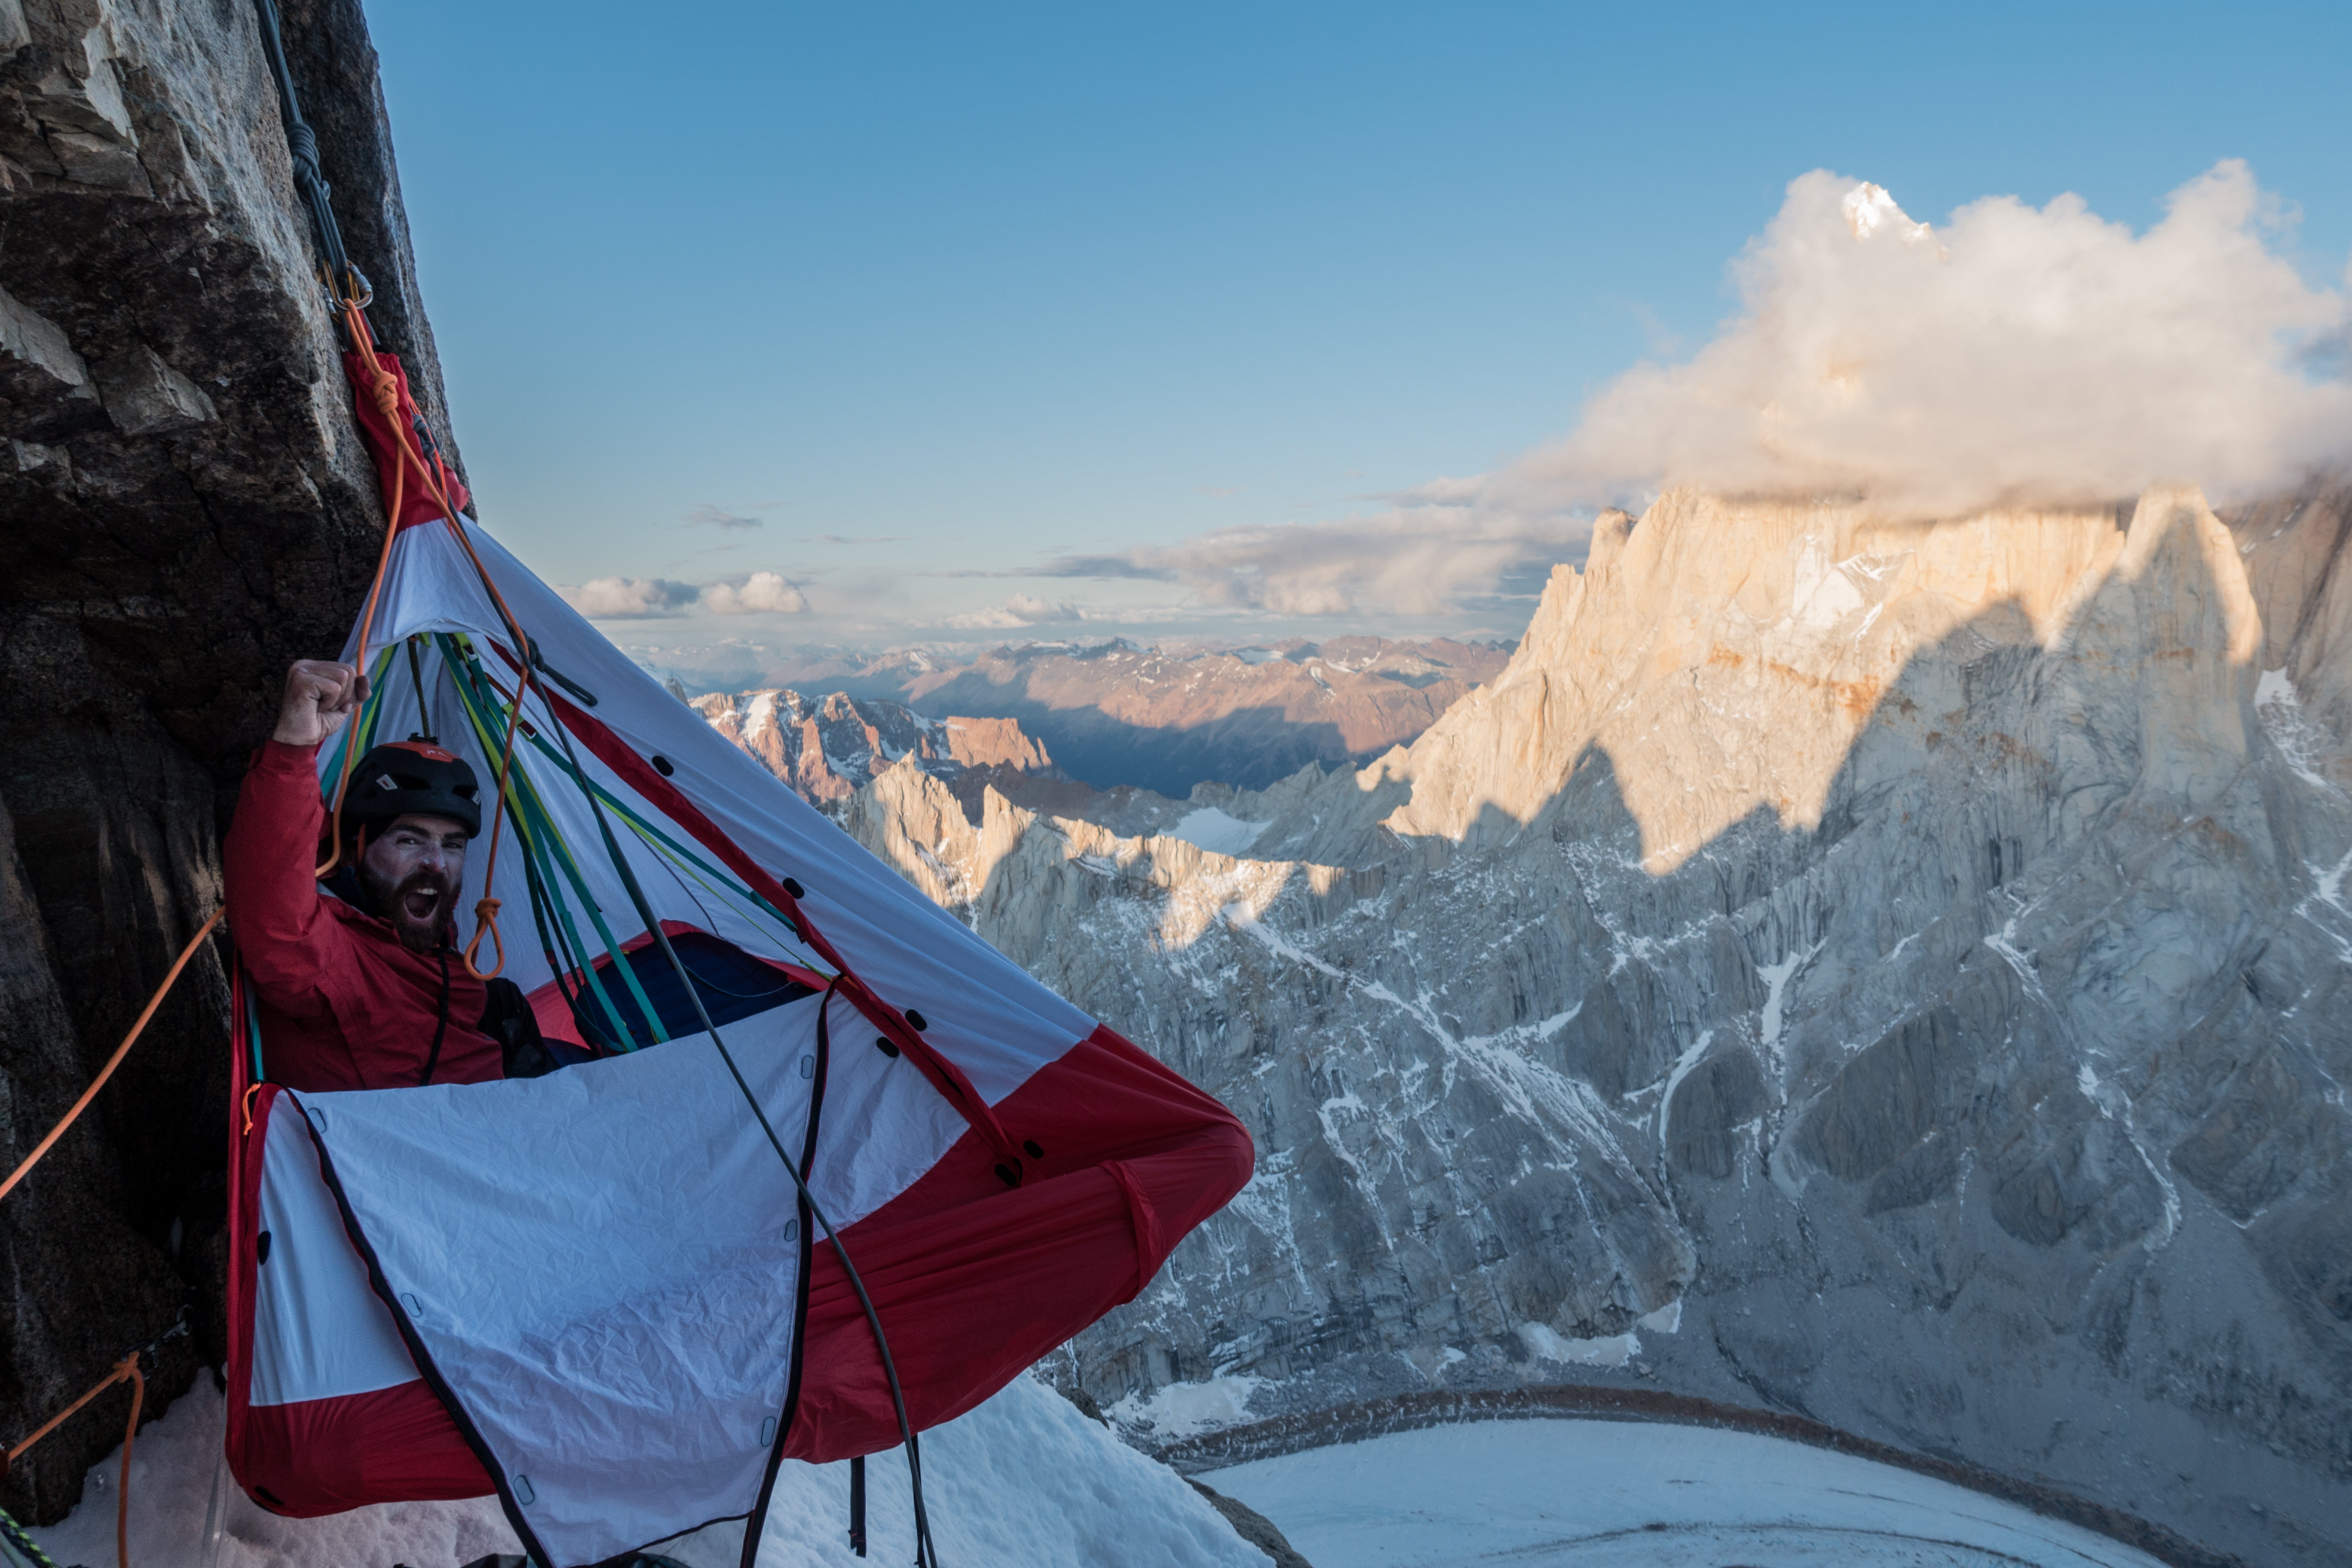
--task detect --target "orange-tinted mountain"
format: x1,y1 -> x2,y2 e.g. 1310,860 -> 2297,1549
802,637 -> 1512,796
692,689 -> 1052,805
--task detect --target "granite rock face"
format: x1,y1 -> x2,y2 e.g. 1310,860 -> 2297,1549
846,481 -> 2352,1567
0,0 -> 448,1520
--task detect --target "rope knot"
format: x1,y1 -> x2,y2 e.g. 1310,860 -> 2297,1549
465,897 -> 507,980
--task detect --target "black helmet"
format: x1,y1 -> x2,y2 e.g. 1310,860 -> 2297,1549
343,740 -> 483,838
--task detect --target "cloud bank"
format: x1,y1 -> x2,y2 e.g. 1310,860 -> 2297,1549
560,577 -> 700,617
558,572 -> 809,619
1526,161 -> 2352,513
1039,488 -> 1582,617
576,163 -> 2350,641
703,572 -> 811,615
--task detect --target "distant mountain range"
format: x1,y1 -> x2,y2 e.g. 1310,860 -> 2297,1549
689,688 -> 1053,805
832,479 -> 2352,1568
658,637 -> 1511,796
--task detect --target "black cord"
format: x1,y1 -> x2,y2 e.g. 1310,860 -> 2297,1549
418,946 -> 451,1086
667,952 -> 804,1004
406,635 -> 436,742
250,0 -> 357,293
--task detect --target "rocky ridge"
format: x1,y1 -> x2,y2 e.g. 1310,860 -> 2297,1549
842,480 -> 2352,1567
890,637 -> 1510,797
692,687 -> 1051,807
643,636 -> 1512,797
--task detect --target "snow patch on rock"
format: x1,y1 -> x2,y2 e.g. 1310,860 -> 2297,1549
1170,807 -> 1272,856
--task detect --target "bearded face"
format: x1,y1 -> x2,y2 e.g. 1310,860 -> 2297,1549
358,814 -> 471,954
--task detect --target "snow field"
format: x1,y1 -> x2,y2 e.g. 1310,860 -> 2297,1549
1198,1418 -> 2171,1568
34,1375 -> 1262,1568
1168,808 -> 1272,857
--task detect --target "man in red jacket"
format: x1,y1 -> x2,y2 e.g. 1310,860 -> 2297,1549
224,658 -> 548,1091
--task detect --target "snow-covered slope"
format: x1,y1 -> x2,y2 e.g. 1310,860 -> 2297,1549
1200,1420 -> 2168,1567
839,479 -> 2352,1568
34,1376 -> 1265,1568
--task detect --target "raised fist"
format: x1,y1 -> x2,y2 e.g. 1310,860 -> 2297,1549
273,659 -> 370,748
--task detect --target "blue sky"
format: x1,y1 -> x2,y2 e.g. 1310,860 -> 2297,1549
369,0 -> 2351,665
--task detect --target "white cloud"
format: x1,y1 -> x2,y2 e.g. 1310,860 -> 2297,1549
1525,161 -> 2352,513
701,571 -> 811,616
1004,593 -> 1073,622
940,592 -> 1080,629
558,577 -> 699,617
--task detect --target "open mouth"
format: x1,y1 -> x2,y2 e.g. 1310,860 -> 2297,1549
401,887 -> 442,924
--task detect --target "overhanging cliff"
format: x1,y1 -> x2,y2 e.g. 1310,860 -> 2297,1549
0,0 -> 451,1520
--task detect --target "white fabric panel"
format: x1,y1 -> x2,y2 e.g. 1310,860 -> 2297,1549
332,521 -> 1097,1102
250,1095 -> 420,1406
303,992 -> 913,1568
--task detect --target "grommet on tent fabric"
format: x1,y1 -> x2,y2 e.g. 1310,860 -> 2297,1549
650,755 -> 674,777
875,1035 -> 900,1059
904,1009 -> 928,1031
1023,1140 -> 1044,1160
781,877 -> 805,899
994,1163 -> 1017,1187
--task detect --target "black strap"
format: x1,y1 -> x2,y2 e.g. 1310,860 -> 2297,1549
250,0 -> 358,292
848,1454 -> 866,1558
417,947 -> 451,1086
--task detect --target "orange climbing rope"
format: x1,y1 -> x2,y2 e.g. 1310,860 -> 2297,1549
6,1348 -> 152,1568
0,908 -> 225,1208
314,289 -> 411,882
332,290 -> 537,980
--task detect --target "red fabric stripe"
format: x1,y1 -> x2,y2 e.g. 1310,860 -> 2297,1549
234,1382 -> 490,1516
224,1073 -> 490,1510
224,983 -> 266,1474
782,1023 -> 1253,1460
339,349 -> 471,532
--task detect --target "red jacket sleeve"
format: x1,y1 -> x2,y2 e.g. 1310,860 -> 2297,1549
223,740 -> 343,1017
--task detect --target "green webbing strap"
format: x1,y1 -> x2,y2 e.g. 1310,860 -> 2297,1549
435,635 -> 665,1045
317,644 -> 396,803
504,707 -> 812,944
440,632 -> 824,974
0,1505 -> 61,1568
